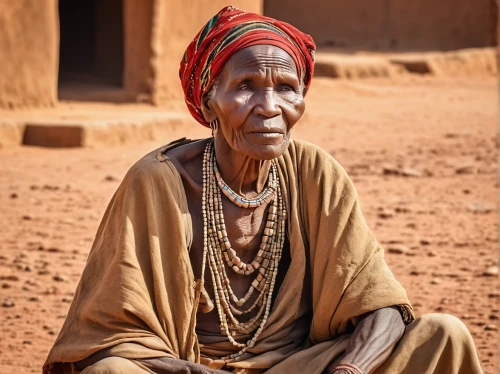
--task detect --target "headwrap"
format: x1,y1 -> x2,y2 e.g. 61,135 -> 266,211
180,5 -> 316,127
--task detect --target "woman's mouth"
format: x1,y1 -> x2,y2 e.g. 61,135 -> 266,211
248,127 -> 285,138
251,131 -> 283,137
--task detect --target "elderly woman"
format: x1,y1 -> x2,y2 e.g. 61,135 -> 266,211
44,6 -> 482,374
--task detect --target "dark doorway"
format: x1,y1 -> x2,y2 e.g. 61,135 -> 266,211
58,0 -> 126,101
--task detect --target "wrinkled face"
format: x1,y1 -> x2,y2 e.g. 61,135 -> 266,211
202,45 -> 306,160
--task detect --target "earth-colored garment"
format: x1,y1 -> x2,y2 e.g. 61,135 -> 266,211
43,139 -> 480,374
78,313 -> 483,374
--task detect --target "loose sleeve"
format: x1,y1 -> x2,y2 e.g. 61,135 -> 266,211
293,141 -> 414,344
43,149 -> 199,373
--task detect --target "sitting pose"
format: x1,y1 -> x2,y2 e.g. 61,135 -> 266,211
44,6 -> 482,374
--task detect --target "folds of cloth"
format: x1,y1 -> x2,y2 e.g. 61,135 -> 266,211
266,313 -> 483,374
78,314 -> 482,374
43,139 -> 482,374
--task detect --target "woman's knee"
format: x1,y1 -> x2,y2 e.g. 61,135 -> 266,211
80,357 -> 147,374
417,313 -> 469,337
408,312 -> 475,348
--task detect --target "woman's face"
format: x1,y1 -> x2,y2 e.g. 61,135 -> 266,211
202,45 -> 306,160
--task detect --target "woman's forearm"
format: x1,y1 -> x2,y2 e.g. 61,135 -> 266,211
335,307 -> 405,374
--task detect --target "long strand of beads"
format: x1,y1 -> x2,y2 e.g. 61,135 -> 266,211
207,143 -> 240,339
208,148 -> 272,332
201,139 -> 287,362
213,162 -> 279,276
223,175 -> 286,360
205,142 -> 247,340
200,142 -> 210,286
211,149 -> 276,309
210,145 -> 277,280
239,172 -> 286,356
224,189 -> 283,355
214,174 -> 277,279
205,144 -> 231,339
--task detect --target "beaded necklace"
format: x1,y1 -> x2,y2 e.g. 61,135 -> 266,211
201,139 -> 287,362
214,161 -> 277,209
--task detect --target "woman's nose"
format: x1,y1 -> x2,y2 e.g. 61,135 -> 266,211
253,91 -> 282,118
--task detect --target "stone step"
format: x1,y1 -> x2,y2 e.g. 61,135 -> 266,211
314,47 -> 498,79
1,111 -> 194,148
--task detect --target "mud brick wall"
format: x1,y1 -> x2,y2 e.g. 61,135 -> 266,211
0,0 -> 58,109
265,0 -> 497,51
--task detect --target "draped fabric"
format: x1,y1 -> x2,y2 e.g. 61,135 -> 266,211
43,139 -> 415,374
179,6 -> 316,127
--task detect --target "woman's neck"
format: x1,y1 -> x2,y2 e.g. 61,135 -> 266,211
213,138 -> 272,197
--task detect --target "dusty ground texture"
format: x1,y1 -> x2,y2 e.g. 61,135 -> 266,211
0,76 -> 497,373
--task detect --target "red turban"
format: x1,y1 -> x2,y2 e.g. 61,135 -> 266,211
179,5 -> 316,127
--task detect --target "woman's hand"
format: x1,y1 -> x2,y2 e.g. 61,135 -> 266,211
137,357 -> 231,374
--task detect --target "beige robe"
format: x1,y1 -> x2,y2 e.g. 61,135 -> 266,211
43,139 -> 482,374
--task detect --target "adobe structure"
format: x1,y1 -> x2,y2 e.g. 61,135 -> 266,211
0,0 -> 262,110
0,0 -> 496,110
265,0 -> 497,51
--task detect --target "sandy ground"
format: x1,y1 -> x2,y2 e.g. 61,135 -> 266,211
0,76 -> 497,373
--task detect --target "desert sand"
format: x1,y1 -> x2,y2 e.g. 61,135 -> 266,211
0,75 -> 497,373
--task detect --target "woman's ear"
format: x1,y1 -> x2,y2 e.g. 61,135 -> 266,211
200,92 -> 217,123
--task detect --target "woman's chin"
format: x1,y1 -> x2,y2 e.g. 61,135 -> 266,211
245,136 -> 290,160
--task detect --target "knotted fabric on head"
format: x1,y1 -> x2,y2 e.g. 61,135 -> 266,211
180,5 -> 316,127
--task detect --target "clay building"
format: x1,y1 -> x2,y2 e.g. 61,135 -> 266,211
0,0 -> 496,110
0,0 -> 261,109
265,0 -> 497,51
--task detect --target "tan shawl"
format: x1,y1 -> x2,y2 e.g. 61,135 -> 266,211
43,139 -> 414,373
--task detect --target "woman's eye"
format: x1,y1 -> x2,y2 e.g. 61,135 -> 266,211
278,85 -> 294,92
238,83 -> 252,90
